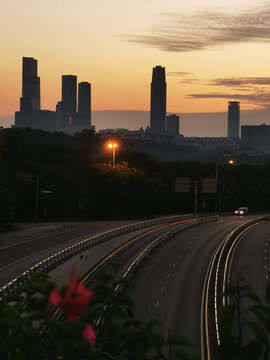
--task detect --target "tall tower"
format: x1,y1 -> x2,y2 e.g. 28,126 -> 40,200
61,75 -> 77,128
78,82 -> 91,127
22,57 -> 40,111
150,66 -> 166,134
228,101 -> 240,138
15,56 -> 40,128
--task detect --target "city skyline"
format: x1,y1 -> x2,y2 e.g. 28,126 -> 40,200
2,0 -> 270,135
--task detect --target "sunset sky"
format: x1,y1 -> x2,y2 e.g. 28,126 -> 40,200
1,0 -> 270,134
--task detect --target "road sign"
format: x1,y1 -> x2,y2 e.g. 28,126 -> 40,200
175,178 -> 190,192
201,178 -> 217,193
17,172 -> 33,184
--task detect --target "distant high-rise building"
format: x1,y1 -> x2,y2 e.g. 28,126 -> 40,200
228,101 -> 240,138
166,114 -> 179,137
15,56 -> 40,128
150,66 -> 166,134
78,82 -> 91,127
241,124 -> 270,148
61,75 -> 77,128
22,57 -> 40,111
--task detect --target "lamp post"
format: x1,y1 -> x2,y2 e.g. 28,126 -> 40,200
108,143 -> 118,167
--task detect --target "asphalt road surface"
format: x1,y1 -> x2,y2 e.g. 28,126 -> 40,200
126,216 -> 262,357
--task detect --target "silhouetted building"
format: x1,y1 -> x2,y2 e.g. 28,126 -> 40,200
61,75 -> 77,128
33,110 -> 56,132
166,114 -> 179,137
228,101 -> 240,138
242,124 -> 270,148
22,57 -> 40,111
78,82 -> 91,127
150,66 -> 166,134
15,57 -> 40,128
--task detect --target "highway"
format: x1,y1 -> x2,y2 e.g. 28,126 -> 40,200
0,220 -> 139,287
129,216 -> 252,356
82,215 -> 265,357
228,220 -> 270,316
2,215 -> 269,358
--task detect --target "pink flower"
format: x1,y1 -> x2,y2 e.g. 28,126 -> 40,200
50,268 -> 93,322
82,325 -> 96,345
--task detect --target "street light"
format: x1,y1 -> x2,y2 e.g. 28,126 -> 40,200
107,142 -> 118,167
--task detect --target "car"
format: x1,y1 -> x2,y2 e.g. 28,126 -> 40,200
234,207 -> 249,215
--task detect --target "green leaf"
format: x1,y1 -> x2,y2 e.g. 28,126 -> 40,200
247,321 -> 267,343
246,292 -> 261,304
266,284 -> 270,303
166,332 -> 194,347
175,349 -> 200,360
249,305 -> 267,322
115,294 -> 135,308
240,341 -> 262,360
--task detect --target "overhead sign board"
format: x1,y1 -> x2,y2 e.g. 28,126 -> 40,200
175,178 -> 190,193
201,178 -> 217,193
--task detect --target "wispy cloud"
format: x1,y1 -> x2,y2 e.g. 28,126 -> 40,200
209,77 -> 270,87
187,91 -> 270,106
125,5 -> 270,52
167,71 -> 193,76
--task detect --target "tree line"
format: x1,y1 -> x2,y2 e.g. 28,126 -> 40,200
0,128 -> 270,229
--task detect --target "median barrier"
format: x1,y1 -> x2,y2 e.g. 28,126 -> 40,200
0,214 -> 200,300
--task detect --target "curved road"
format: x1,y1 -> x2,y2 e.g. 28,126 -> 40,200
125,216 -> 261,356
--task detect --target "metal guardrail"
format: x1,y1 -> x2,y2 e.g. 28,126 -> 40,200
0,214 -> 196,300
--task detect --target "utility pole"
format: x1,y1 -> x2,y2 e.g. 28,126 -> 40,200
215,161 -> 218,215
194,180 -> 198,216
35,174 -> 39,223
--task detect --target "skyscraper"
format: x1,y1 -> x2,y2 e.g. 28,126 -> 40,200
78,82 -> 91,127
22,57 -> 40,111
61,75 -> 77,128
150,66 -> 166,134
228,101 -> 240,138
15,57 -> 40,128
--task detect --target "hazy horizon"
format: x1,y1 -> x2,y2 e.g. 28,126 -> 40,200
2,107 -> 270,137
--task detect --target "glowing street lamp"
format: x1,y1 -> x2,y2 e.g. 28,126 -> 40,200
108,142 -> 118,167
228,159 -> 235,165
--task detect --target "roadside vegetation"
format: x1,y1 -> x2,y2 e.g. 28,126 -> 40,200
1,267 -> 270,359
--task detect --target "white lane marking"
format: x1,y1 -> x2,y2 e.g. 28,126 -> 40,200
190,241 -> 193,244
266,275 -> 269,280
265,265 -> 267,269
155,301 -> 159,308
266,243 -> 269,247
161,286 -> 165,292
265,256 -> 267,261
166,273 -> 170,279
177,254 -> 181,258
265,249 -> 267,253
172,263 -> 176,268
184,247 -> 187,251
